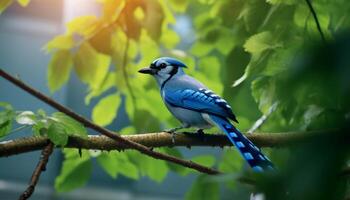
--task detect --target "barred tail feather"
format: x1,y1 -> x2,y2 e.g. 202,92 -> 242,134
209,115 -> 274,172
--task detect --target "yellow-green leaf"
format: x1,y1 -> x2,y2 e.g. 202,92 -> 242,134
92,93 -> 121,126
44,34 -> 75,53
74,42 -> 111,89
67,16 -> 99,37
55,149 -> 92,192
168,0 -> 188,12
142,0 -> 164,40
48,50 -> 73,93
85,72 -> 116,105
17,0 -> 30,6
0,0 -> 12,14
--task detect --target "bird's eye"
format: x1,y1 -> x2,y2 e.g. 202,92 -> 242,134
160,63 -> 167,69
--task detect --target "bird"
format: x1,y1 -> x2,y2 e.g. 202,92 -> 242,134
138,57 -> 274,172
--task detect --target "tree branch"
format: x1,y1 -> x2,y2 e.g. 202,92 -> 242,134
304,0 -> 326,43
0,131 -> 329,157
0,68 -> 219,175
18,142 -> 54,200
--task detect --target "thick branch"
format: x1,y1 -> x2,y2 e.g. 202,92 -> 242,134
18,142 -> 54,200
0,131 -> 327,157
0,68 -> 219,175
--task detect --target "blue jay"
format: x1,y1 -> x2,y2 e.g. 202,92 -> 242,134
138,57 -> 274,172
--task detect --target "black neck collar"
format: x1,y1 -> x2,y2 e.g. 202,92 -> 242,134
160,67 -> 178,90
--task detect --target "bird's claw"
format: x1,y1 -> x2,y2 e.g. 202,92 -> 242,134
170,132 -> 176,144
164,130 -> 177,144
164,127 -> 182,144
164,125 -> 189,144
164,127 -> 178,133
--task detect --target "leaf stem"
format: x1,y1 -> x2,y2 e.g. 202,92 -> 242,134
304,0 -> 326,43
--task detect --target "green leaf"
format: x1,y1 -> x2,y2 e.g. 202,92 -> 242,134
160,29 -> 180,49
266,0 -> 298,5
190,42 -> 213,57
185,175 -> 219,200
214,28 -> 236,55
302,105 -> 324,130
128,151 -> 168,182
0,102 -> 14,138
37,109 -> 47,118
97,152 -> 139,179
218,149 -> 243,173
251,76 -> 276,114
119,126 -> 136,135
92,93 -> 121,126
163,148 -> 189,175
16,111 -> 36,125
244,31 -> 278,54
55,149 -> 92,192
0,0 -> 13,14
51,112 -> 87,138
47,50 -> 73,93
31,109 -> 49,136
85,72 -> 116,105
233,52 -> 270,87
0,102 -> 12,110
0,118 -> 12,138
217,149 -> 244,189
32,120 -> 47,136
263,46 -> 298,76
293,4 -> 309,28
89,25 -> 113,54
192,155 -> 216,168
47,122 -> 68,146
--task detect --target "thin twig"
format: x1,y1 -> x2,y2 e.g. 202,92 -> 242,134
0,131 -> 333,157
304,0 -> 326,43
0,68 -> 220,175
18,142 -> 54,200
120,38 -> 137,107
247,102 -> 278,134
7,125 -> 30,135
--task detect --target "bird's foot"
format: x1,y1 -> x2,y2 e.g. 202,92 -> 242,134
165,127 -> 181,133
164,125 -> 190,144
164,127 -> 182,144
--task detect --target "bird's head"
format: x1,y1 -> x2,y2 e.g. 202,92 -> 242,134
138,57 -> 187,86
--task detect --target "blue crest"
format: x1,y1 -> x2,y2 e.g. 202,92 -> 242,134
153,57 -> 187,68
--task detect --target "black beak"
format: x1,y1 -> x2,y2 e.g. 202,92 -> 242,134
138,67 -> 156,75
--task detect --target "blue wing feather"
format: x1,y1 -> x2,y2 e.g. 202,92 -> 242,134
164,88 -> 238,122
